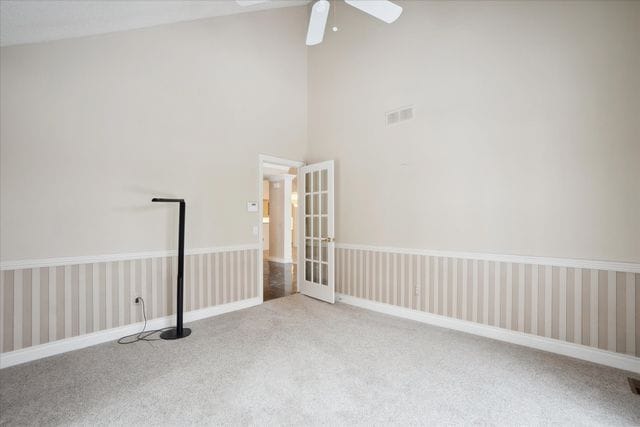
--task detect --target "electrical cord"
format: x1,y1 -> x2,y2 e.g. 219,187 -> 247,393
117,297 -> 172,345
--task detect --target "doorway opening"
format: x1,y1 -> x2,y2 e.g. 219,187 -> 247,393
258,155 -> 304,302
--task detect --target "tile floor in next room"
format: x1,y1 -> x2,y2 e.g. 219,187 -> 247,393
263,253 -> 297,302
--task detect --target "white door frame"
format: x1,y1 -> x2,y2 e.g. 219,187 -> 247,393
257,154 -> 305,303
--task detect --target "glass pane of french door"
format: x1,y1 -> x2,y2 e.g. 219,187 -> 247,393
303,169 -> 329,286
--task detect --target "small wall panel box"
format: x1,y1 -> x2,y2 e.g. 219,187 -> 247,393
247,201 -> 258,212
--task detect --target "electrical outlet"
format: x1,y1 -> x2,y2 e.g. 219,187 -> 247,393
415,286 -> 420,296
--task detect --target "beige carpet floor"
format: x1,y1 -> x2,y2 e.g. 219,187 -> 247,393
1,294 -> 639,425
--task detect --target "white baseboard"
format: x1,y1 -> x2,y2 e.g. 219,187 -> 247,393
267,256 -> 293,264
336,293 -> 640,374
0,297 -> 261,369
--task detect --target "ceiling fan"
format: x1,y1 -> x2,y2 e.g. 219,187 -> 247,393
236,0 -> 403,46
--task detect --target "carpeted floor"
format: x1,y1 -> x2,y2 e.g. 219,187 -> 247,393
1,294 -> 639,425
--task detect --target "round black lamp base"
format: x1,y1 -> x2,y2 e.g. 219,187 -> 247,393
160,328 -> 192,340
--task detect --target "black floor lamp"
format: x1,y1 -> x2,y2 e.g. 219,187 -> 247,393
152,198 -> 191,340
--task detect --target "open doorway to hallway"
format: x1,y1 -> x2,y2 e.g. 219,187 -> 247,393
260,159 -> 301,302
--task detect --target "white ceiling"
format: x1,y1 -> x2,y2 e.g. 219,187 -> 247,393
0,0 -> 310,47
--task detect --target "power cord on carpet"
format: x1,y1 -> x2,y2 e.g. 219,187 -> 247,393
117,297 -> 172,344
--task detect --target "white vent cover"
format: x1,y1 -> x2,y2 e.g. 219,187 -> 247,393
386,106 -> 414,126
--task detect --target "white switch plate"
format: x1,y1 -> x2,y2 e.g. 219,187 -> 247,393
252,226 -> 259,236
247,201 -> 258,212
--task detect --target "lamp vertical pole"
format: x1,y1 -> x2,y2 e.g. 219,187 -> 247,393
152,197 -> 191,340
176,200 -> 185,337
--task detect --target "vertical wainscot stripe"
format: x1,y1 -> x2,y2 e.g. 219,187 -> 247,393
627,272 -> 636,355
13,270 -> 23,350
32,268 -> 41,346
590,270 -> 598,348
608,271 -> 616,352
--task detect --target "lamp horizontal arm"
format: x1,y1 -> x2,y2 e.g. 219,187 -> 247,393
151,198 -> 185,203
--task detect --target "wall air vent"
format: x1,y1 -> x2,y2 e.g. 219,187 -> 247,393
386,106 -> 414,126
386,111 -> 400,125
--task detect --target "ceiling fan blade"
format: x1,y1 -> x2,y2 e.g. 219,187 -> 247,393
344,0 -> 402,23
236,0 -> 269,6
306,0 -> 330,46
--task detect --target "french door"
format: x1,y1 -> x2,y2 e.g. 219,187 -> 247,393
298,161 -> 335,303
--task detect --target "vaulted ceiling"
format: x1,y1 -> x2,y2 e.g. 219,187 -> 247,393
0,0 -> 310,47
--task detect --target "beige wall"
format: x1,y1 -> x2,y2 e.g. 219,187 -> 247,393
307,0 -> 640,263
292,173 -> 298,248
0,6 -> 308,261
263,180 -> 269,251
268,180 -> 283,259
267,177 -> 293,261
3,1 -> 638,265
